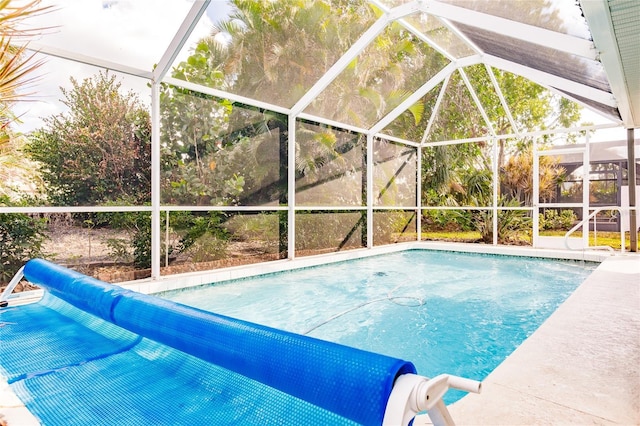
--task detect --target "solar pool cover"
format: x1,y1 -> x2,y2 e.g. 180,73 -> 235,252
0,259 -> 415,425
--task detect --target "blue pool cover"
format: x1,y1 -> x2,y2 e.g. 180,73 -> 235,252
0,259 -> 416,425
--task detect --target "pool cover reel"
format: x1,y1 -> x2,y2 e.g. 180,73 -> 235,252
21,258 -> 416,425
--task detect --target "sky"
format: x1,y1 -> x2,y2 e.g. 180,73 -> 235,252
10,0 -> 626,144
13,0 -> 231,133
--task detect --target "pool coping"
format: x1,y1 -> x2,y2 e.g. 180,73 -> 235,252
119,241 -> 612,296
2,242 -> 612,303
1,243 -> 635,425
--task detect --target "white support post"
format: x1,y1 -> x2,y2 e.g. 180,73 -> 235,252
628,128 -> 637,252
288,115 -> 297,259
583,132 -> 591,249
417,145 -> 422,241
151,0 -> 209,277
532,138 -> 540,247
492,138 -> 499,245
367,134 -> 374,248
151,82 -> 161,279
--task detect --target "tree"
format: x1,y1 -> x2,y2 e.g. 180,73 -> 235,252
179,0 -> 377,110
0,0 -> 50,123
163,0 -> 445,207
0,0 -> 50,199
159,85 -> 286,207
418,67 -> 580,208
161,1 -> 395,255
161,0 -> 383,208
501,147 -> 566,206
25,71 -> 151,205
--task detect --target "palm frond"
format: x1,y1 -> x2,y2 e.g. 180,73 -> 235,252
0,0 -> 54,38
0,37 -> 44,102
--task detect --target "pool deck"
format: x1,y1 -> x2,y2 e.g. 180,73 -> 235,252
2,246 -> 639,425
445,253 -> 640,425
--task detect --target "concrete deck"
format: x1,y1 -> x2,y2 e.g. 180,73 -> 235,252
448,254 -> 640,425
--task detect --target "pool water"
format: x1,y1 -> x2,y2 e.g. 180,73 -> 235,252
160,250 -> 595,403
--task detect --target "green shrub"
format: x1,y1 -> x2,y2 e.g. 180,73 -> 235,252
0,197 -> 47,283
129,211 -> 233,269
106,238 -> 132,263
132,213 -> 152,269
473,197 -> 531,244
184,233 -> 229,262
224,213 -> 278,242
24,72 -> 151,206
422,209 -> 472,231
296,211 -> 365,250
539,209 -> 577,231
175,211 -> 230,251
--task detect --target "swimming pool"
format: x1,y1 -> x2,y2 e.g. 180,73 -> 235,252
161,249 -> 595,403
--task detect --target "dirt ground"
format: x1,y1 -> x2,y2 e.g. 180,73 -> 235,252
52,227 -> 277,281
2,226 -> 279,293
44,226 -> 131,264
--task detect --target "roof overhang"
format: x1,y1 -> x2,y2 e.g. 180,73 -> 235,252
581,0 -> 640,129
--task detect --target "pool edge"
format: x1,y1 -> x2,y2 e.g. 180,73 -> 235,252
120,242 -> 611,295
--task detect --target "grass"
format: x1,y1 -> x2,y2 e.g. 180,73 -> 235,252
420,229 -> 639,250
421,231 -> 481,242
540,230 -> 639,251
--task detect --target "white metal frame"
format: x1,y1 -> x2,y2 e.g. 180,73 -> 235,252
7,0 -> 633,281
534,144 -> 590,250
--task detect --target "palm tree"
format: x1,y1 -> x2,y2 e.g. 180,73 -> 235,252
501,147 -> 565,206
0,0 -> 51,198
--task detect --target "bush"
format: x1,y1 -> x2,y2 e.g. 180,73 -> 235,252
24,72 -> 151,206
106,238 -> 133,263
296,211 -> 365,250
127,211 -> 233,269
371,210 -> 415,244
176,212 -> 229,250
473,197 -> 532,244
224,213 -> 279,242
132,213 -> 152,269
539,209 -> 577,231
422,209 -> 473,231
184,233 -> 229,262
0,198 -> 47,284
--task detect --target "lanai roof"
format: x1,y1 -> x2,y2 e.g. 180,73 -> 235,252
25,0 -> 640,138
